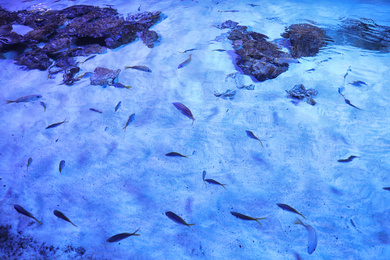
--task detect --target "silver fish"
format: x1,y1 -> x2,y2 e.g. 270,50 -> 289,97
6,94 -> 42,104
172,102 -> 195,123
107,228 -> 140,242
125,66 -> 152,72
40,102 -> 46,111
54,210 -> 77,227
14,204 -> 42,224
115,101 -> 122,112
123,113 -> 135,131
178,54 -> 192,69
46,119 -> 68,129
295,218 -> 317,254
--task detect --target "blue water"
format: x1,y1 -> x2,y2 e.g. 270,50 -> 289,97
1,0 -> 390,259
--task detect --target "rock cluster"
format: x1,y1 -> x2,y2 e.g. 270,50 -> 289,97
286,84 -> 318,105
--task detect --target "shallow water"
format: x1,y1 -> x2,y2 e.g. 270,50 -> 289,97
1,0 -> 390,259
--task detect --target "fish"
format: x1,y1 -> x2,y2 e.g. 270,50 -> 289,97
78,55 -> 97,65
165,152 -> 187,158
337,155 -> 359,163
178,54 -> 192,69
14,204 -> 42,224
179,48 -> 196,53
383,187 -> 390,191
165,211 -> 194,229
349,80 -> 367,87
115,101 -> 122,112
230,211 -> 266,226
112,83 -> 132,89
306,68 -> 315,72
202,170 -> 207,186
76,72 -> 93,80
123,113 -> 135,131
245,130 -> 264,147
59,160 -> 65,173
46,118 -> 68,129
107,228 -> 140,242
212,49 -> 226,52
344,98 -> 362,110
89,108 -> 102,113
138,5 -> 141,11
277,203 -> 307,219
218,10 -> 240,12
248,4 -> 259,7
53,210 -> 77,227
350,219 -> 356,228
6,94 -> 42,104
172,102 -> 195,124
125,66 -> 152,72
27,157 -> 32,172
40,101 -> 46,111
205,179 -> 227,189
294,218 -> 317,255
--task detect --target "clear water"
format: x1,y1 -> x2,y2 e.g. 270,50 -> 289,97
1,0 -> 390,259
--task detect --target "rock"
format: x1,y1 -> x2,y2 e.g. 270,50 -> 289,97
139,29 -> 159,48
281,23 -> 329,58
90,67 -> 120,86
214,89 -> 236,99
215,20 -> 238,29
286,84 -> 317,105
63,66 -> 80,85
15,48 -> 52,70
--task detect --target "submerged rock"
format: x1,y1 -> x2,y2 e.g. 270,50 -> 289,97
90,67 -> 120,86
281,23 -> 329,58
286,84 -> 318,105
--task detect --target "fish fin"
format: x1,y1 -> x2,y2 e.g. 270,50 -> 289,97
70,221 -> 77,227
221,184 -> 227,190
6,100 -> 14,104
299,213 -> 307,220
122,126 -> 127,131
258,139 -> 264,148
255,217 -> 267,226
294,218 -> 303,225
34,218 -> 43,225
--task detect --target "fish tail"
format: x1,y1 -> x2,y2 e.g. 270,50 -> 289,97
187,223 -> 195,226
255,217 -> 267,226
63,118 -> 68,123
122,126 -> 127,131
6,100 -> 14,104
221,184 -> 227,190
34,218 -> 43,225
258,139 -> 264,148
294,218 -> 303,225
299,213 -> 307,220
71,222 -> 77,227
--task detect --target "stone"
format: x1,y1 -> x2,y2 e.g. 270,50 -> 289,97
90,67 -> 120,86
286,84 -> 318,105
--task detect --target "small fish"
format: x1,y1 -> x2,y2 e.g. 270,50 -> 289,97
350,80 -> 366,87
178,54 -> 192,69
59,160 -> 65,173
76,72 -> 93,80
218,10 -> 240,12
125,66 -> 152,72
179,48 -> 196,53
6,94 -> 42,104
306,68 -> 315,72
248,4 -> 259,7
383,187 -> 390,191
350,219 -> 356,228
14,204 -> 42,224
115,101 -> 122,112
343,66 -> 351,80
277,203 -> 307,219
245,130 -> 264,147
172,102 -> 195,123
107,228 -> 140,242
205,179 -> 227,189
40,101 -> 46,111
112,83 -> 132,89
123,113 -> 135,131
294,218 -> 317,255
53,210 -> 77,227
165,152 -> 187,158
230,211 -> 266,226
337,155 -> 359,163
138,5 -> 141,11
202,170 -> 207,186
46,118 -> 68,129
344,98 -> 362,110
212,49 -> 226,52
165,211 -> 194,229
89,108 -> 102,113
27,157 -> 32,172
78,55 -> 97,65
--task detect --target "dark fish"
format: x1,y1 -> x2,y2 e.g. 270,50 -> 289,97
383,187 -> 390,191
230,211 -> 266,226
277,203 -> 307,219
202,170 -> 207,186
248,4 -> 259,7
344,98 -> 362,110
306,68 -> 315,72
337,155 -> 359,163
349,81 -> 367,87
179,48 -> 196,53
89,108 -> 102,113
115,101 -> 122,112
125,66 -> 152,72
344,66 -> 351,80
7,94 -> 42,104
205,179 -> 227,189
138,5 -> 141,11
78,55 -> 97,64
165,152 -> 187,158
212,49 -> 226,52
46,118 -> 68,129
14,204 -> 42,224
295,218 -> 317,254
218,10 -> 240,12
113,83 -> 132,89
27,157 -> 32,172
107,228 -> 140,242
165,211 -> 194,229
178,54 -> 192,69
53,210 -> 77,227
350,219 -> 356,228
123,113 -> 135,131
76,72 -> 93,80
245,130 -> 264,147
172,102 -> 195,123
40,101 -> 46,111
59,160 -> 65,173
